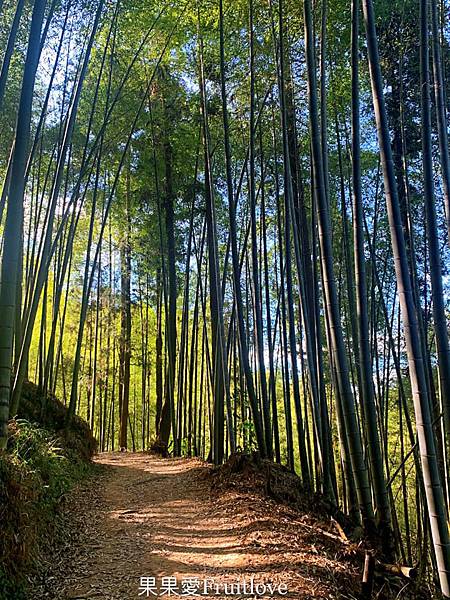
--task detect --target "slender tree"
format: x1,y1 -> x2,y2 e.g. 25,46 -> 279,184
0,0 -> 47,449
362,0 -> 450,590
350,0 -> 393,551
303,0 -> 375,530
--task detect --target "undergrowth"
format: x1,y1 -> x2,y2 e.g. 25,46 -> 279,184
0,382 -> 97,600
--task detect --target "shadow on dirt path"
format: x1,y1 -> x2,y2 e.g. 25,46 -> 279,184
33,452 -> 361,600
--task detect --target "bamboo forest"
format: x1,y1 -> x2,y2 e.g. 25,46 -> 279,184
0,0 -> 449,597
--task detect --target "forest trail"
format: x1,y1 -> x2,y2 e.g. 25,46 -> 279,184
37,453 -> 360,600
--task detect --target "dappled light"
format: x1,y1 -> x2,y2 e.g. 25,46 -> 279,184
0,0 -> 449,596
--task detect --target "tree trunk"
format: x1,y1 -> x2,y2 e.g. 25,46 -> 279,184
119,170 -> 132,450
0,0 -> 46,449
362,0 -> 450,591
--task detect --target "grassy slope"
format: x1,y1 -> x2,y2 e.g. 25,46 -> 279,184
0,382 -> 97,599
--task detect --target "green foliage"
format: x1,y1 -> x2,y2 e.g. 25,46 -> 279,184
0,391 -> 96,599
7,419 -> 90,507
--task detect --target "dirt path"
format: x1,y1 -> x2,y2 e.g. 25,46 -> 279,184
35,453 -> 361,600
